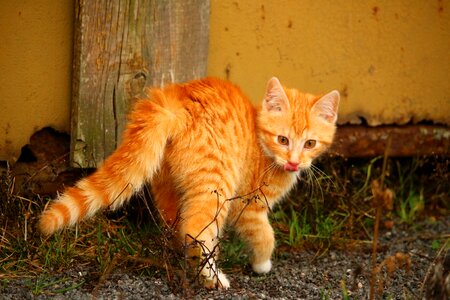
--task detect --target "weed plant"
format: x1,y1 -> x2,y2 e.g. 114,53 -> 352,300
271,156 -> 448,251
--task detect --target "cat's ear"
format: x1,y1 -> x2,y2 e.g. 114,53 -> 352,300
312,90 -> 340,123
262,77 -> 290,113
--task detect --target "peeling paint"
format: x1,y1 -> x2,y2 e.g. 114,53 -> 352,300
433,128 -> 450,140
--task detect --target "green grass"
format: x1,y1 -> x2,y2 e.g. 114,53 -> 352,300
0,156 -> 449,295
397,189 -> 425,224
218,229 -> 248,271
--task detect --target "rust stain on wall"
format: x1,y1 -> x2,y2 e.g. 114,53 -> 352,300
438,0 -> 444,14
372,6 -> 379,18
287,19 -> 293,29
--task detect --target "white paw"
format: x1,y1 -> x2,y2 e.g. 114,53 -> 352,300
202,269 -> 230,289
252,259 -> 272,274
216,271 -> 230,289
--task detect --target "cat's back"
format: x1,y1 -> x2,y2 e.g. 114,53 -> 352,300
148,77 -> 254,125
151,77 -> 256,139
179,77 -> 254,115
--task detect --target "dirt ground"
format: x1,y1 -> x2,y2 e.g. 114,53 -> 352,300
1,217 -> 448,299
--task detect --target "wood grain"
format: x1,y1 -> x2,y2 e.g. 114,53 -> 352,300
71,0 -> 210,168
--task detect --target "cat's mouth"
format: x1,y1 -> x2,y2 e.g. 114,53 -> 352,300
283,161 -> 300,172
281,161 -> 311,172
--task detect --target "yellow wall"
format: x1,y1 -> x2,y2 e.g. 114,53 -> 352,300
1,1 -> 449,161
208,0 -> 450,126
0,1 -> 74,161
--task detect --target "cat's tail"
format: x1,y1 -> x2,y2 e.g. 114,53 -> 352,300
39,89 -> 184,235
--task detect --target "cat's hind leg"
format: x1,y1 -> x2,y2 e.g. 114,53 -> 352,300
150,162 -> 180,226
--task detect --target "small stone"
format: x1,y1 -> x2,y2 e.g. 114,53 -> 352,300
330,252 -> 337,260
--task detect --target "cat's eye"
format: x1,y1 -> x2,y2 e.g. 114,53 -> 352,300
304,139 -> 316,149
277,136 -> 289,146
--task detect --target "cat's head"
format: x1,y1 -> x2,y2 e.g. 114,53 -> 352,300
257,77 -> 340,172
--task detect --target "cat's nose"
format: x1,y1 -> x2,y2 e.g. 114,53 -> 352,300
284,161 -> 299,172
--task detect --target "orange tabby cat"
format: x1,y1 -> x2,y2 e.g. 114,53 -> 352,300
39,77 -> 339,289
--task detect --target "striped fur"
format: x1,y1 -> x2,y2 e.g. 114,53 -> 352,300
39,77 -> 339,289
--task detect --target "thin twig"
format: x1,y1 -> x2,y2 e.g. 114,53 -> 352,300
369,135 -> 392,300
420,238 -> 449,297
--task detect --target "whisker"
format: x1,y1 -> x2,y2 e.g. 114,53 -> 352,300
299,168 -> 314,198
308,167 -> 325,202
310,164 -> 338,190
307,169 -> 316,197
257,162 -> 278,185
296,171 -> 302,181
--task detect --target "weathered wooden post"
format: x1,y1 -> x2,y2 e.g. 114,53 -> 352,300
71,0 -> 210,168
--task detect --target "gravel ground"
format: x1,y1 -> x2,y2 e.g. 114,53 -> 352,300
1,218 -> 448,299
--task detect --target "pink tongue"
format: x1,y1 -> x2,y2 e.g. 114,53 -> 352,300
284,162 -> 299,172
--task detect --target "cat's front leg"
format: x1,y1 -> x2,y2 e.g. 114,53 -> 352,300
233,208 -> 275,274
